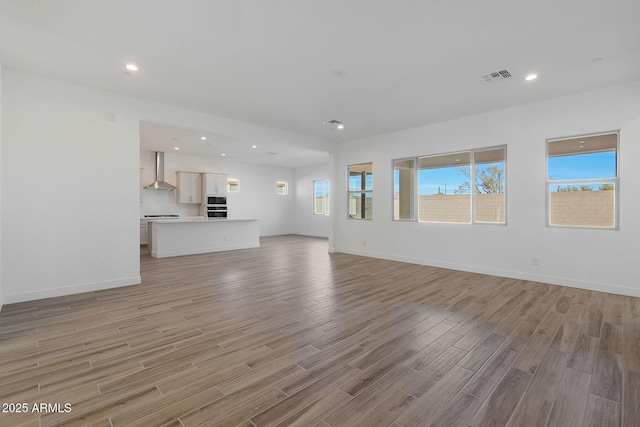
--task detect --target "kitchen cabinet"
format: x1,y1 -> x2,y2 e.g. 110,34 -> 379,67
140,221 -> 148,245
203,173 -> 228,196
176,172 -> 202,204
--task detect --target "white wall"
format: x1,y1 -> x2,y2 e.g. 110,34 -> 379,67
0,62 -> 3,311
141,150 -> 296,236
293,162 -> 331,237
333,81 -> 640,297
1,69 -> 329,304
2,71 -> 141,304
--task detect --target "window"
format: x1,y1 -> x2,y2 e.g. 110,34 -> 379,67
227,177 -> 239,193
393,159 -> 415,220
547,132 -> 618,228
474,148 -> 506,223
348,163 -> 372,219
276,181 -> 288,195
419,152 -> 472,223
314,180 -> 330,215
393,146 -> 506,224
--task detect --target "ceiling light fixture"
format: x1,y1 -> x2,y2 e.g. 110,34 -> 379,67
252,145 -> 257,148
525,74 -> 538,81
323,120 -> 345,130
200,136 -> 207,140
221,153 -> 226,157
174,147 -> 180,150
125,64 -> 138,72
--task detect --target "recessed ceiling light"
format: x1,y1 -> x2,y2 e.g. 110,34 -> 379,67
333,70 -> 346,78
252,145 -> 257,148
221,153 -> 226,157
125,64 -> 138,72
336,124 -> 345,130
525,74 -> 538,81
174,147 -> 180,150
200,136 -> 207,140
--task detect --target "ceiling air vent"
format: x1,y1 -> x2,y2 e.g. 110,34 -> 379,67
323,120 -> 345,130
480,69 -> 512,83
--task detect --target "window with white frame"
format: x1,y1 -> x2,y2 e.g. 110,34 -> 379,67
348,163 -> 372,219
393,146 -> 506,224
547,132 -> 618,228
314,180 -> 330,215
393,159 -> 415,220
227,177 -> 239,193
276,181 -> 288,195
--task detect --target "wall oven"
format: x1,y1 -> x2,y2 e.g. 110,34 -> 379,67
206,196 -> 227,205
206,205 -> 227,219
204,195 -> 227,219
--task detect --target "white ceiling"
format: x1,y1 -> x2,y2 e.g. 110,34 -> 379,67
1,0 -> 639,166
139,121 -> 330,168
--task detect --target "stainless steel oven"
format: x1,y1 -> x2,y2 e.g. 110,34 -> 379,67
206,196 -> 227,205
206,205 -> 227,219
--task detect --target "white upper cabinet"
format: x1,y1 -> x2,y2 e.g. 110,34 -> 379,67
203,173 -> 228,196
176,172 -> 202,204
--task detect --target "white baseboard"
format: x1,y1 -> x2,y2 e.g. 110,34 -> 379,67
333,247 -> 640,298
293,231 -> 330,238
3,276 -> 142,305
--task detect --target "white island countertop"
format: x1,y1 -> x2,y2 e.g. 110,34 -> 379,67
148,218 -> 260,258
147,217 -> 258,224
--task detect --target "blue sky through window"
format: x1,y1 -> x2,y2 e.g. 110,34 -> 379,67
349,173 -> 373,191
548,151 -> 616,180
418,166 -> 469,195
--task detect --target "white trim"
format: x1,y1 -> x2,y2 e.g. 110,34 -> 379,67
333,247 -> 640,298
3,276 -> 142,305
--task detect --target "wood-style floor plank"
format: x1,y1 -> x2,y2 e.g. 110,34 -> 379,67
0,235 -> 635,426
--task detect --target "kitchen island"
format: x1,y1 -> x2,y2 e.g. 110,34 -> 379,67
148,218 -> 259,258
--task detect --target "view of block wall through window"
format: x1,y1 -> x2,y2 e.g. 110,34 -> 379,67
394,147 -> 506,224
314,180 -> 330,215
276,181 -> 288,194
227,177 -> 239,193
348,163 -> 373,219
547,132 -> 618,228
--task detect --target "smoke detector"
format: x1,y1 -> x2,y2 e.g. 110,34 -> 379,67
323,120 -> 345,130
480,69 -> 512,83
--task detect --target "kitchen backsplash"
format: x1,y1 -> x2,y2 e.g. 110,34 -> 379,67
140,189 -> 203,217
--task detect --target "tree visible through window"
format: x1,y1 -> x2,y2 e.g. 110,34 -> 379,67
395,147 -> 505,224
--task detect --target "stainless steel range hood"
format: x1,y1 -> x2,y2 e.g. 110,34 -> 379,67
144,152 -> 176,190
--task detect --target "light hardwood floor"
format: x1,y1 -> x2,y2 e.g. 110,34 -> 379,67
0,235 -> 638,426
